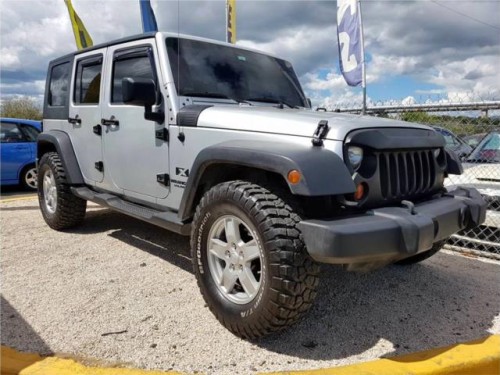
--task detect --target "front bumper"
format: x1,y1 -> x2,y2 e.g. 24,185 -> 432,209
298,187 -> 486,265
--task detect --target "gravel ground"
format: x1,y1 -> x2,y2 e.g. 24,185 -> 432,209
1,197 -> 500,374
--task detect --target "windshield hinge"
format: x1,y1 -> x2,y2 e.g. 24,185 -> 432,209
312,120 -> 330,146
155,128 -> 169,142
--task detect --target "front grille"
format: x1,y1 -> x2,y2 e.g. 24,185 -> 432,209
378,150 -> 436,199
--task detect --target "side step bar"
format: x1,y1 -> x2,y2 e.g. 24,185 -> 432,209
71,187 -> 191,236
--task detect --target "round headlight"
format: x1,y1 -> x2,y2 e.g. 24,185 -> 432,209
348,146 -> 363,171
433,148 -> 442,158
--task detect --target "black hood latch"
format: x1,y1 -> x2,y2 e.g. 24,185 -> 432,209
312,120 -> 330,146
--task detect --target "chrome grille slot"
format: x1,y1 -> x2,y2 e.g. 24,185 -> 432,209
378,150 -> 437,200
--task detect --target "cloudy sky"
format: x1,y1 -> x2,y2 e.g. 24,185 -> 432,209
1,0 -> 499,108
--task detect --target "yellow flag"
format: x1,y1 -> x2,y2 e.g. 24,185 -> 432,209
226,0 -> 236,44
64,0 -> 93,50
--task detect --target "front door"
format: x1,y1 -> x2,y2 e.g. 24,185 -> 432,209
0,121 -> 32,182
68,49 -> 106,184
100,40 -> 169,202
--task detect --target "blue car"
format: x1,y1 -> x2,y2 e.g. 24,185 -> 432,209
1,118 -> 42,190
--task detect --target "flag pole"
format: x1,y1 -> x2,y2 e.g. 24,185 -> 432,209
225,0 -> 229,42
358,0 -> 367,115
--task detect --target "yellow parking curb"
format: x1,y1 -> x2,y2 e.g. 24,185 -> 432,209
0,195 -> 37,203
2,336 -> 499,375
19,357 -> 184,375
0,346 -> 43,375
264,335 -> 500,375
0,346 -> 183,375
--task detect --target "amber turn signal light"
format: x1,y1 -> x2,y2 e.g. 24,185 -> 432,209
354,183 -> 366,201
287,170 -> 301,184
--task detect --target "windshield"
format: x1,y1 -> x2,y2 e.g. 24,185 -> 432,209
166,37 -> 307,108
466,132 -> 500,163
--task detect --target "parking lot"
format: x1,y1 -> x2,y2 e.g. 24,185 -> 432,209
1,195 -> 500,375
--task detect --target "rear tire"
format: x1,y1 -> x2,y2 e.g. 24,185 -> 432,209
191,181 -> 320,339
20,164 -> 38,191
38,152 -> 87,230
395,240 -> 446,265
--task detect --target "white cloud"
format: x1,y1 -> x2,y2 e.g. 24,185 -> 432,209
401,96 -> 416,106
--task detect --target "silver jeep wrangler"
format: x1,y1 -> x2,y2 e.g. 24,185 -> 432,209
38,32 -> 486,339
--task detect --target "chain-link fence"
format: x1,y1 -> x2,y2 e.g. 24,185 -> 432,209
334,98 -> 500,259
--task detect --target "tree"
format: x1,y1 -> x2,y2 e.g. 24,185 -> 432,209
0,97 -> 42,120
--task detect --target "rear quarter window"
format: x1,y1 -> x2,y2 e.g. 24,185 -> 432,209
44,57 -> 73,120
49,62 -> 70,107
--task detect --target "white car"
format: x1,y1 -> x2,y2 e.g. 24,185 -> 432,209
445,132 -> 500,252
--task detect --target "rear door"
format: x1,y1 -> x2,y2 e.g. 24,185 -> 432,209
100,40 -> 169,202
68,49 -> 106,184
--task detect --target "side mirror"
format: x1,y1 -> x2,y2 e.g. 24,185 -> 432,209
122,77 -> 156,107
122,77 -> 164,123
307,98 -> 312,108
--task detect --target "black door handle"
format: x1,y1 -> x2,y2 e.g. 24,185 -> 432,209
101,116 -> 119,126
68,115 -> 81,124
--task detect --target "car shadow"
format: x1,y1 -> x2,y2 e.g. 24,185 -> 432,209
70,209 -> 499,360
0,185 -> 36,197
72,208 -> 193,274
1,296 -> 53,355
255,259 -> 499,359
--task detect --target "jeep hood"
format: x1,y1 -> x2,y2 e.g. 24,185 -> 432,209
195,105 -> 431,141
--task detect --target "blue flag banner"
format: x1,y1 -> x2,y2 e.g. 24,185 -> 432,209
140,0 -> 158,33
337,0 -> 363,87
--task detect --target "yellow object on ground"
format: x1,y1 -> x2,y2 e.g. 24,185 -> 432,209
2,335 -> 499,375
0,195 -> 37,203
265,335 -> 500,375
0,346 -> 43,375
19,357 -> 183,375
0,346 -> 183,375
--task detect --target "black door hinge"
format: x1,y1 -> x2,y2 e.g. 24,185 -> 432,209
312,120 -> 330,146
93,124 -> 102,136
157,173 -> 170,186
95,161 -> 104,172
155,128 -> 169,142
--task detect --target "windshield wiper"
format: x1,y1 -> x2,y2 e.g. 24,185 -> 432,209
182,91 -> 251,105
246,97 -> 295,109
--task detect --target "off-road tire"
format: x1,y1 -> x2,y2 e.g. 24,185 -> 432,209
38,152 -> 87,230
395,239 -> 447,265
20,164 -> 38,190
191,181 -> 320,339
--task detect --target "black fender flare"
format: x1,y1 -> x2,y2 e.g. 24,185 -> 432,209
445,149 -> 463,175
37,130 -> 84,185
178,140 -> 355,221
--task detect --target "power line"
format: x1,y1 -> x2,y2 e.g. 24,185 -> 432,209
430,0 -> 500,31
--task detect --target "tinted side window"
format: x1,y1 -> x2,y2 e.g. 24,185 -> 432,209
0,122 -> 26,143
49,62 -> 70,106
19,124 -> 40,142
74,57 -> 103,105
112,55 -> 154,103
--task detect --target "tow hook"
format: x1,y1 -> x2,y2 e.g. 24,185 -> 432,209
401,200 -> 416,215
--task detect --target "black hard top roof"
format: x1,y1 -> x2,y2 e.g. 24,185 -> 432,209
49,32 -> 157,65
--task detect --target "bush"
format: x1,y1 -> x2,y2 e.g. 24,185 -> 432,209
0,97 -> 42,120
